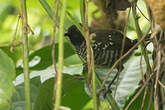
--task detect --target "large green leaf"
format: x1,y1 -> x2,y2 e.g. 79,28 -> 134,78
3,77 -> 41,110
33,74 -> 90,110
0,46 -> 22,64
123,86 -> 154,110
16,43 -> 76,76
115,54 -> 152,106
33,77 -> 54,110
0,49 -> 15,108
92,53 -> 152,106
61,75 -> 90,110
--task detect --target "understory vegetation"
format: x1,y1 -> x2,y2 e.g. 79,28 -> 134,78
0,0 -> 165,110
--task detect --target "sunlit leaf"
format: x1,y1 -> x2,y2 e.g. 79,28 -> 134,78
33,74 -> 90,110
0,49 -> 15,108
16,43 -> 76,76
3,77 -> 41,110
123,86 -> 154,110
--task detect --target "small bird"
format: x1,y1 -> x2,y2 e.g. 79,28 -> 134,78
65,25 -> 139,94
64,25 -> 138,70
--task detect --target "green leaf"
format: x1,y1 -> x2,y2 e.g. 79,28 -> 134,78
33,77 -> 54,110
0,46 -> 22,64
94,54 -> 152,106
63,54 -> 82,66
123,86 -> 154,110
0,49 -> 16,108
16,43 -> 76,76
33,74 -> 90,110
61,79 -> 91,110
67,0 -> 80,10
3,77 -> 41,110
38,0 -> 53,19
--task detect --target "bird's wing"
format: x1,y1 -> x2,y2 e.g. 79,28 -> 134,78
89,28 -> 133,50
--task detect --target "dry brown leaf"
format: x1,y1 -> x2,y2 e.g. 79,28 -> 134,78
144,0 -> 165,28
106,0 -> 131,11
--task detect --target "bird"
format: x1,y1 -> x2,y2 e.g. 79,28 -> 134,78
64,25 -> 140,94
64,25 -> 138,70
65,25 -> 154,96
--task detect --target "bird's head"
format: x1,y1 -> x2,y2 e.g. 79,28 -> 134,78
64,25 -> 85,46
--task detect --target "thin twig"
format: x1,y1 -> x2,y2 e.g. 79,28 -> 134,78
147,82 -> 154,110
91,48 -> 98,110
146,5 -> 153,24
154,46 -> 161,110
140,86 -> 148,110
83,0 -> 92,83
83,0 -> 98,109
140,55 -> 145,83
137,5 -> 150,22
27,24 -> 34,35
125,73 -> 154,110
99,27 -> 151,93
95,73 -> 120,110
132,2 -> 152,76
51,0 -> 60,107
158,80 -> 165,89
10,15 -> 21,52
114,8 -> 131,96
1,42 -> 22,48
19,0 -> 31,110
52,0 -> 59,78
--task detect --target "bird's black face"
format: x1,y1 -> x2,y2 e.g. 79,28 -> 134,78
64,25 -> 85,46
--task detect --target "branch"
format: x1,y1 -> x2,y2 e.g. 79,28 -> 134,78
132,2 -> 152,75
82,0 -> 98,109
10,15 -> 21,52
53,0 -> 67,109
19,0 -> 31,110
51,0 -> 60,109
125,73 -> 154,110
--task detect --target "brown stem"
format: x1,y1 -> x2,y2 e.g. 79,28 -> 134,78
51,0 -> 60,105
10,15 -> 21,52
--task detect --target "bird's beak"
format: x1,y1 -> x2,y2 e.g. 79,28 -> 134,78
64,33 -> 68,36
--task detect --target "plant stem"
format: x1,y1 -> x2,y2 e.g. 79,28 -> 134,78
91,49 -> 98,110
83,0 -> 91,81
51,0 -> 59,108
92,71 -> 98,110
52,0 -> 60,81
54,0 -> 67,109
132,2 -> 151,74
23,35 -> 31,110
39,0 -> 53,19
95,74 -> 120,110
82,0 -> 98,109
19,0 -> 31,110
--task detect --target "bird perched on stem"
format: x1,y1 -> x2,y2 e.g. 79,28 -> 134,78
65,25 -> 137,69
64,24 -> 138,93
